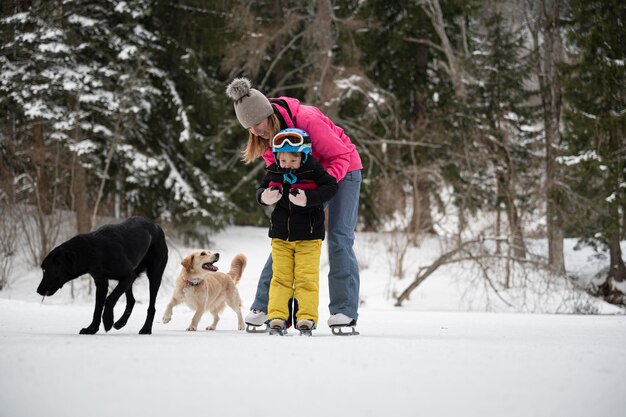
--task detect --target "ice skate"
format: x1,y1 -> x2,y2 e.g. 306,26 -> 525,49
328,313 -> 359,336
296,319 -> 315,336
245,309 -> 268,333
268,318 -> 287,336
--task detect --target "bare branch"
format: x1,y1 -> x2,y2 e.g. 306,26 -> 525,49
259,31 -> 306,90
404,36 -> 445,53
228,161 -> 265,196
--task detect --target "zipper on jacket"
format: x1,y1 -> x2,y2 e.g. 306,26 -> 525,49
287,201 -> 292,241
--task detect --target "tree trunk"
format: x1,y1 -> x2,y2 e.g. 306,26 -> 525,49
539,0 -> 566,275
457,203 -> 466,243
72,158 -> 92,298
73,161 -> 91,234
496,189 -> 502,256
406,176 -> 434,243
622,202 -> 626,239
0,114 -> 16,203
493,124 -> 527,259
603,115 -> 626,296
600,201 -> 626,305
498,170 -> 527,259
546,189 -> 565,273
607,205 -> 626,284
526,0 -> 566,274
507,204 -> 526,259
412,177 -> 434,235
421,0 -> 467,102
309,0 -> 337,117
69,111 -> 92,234
31,118 -> 51,214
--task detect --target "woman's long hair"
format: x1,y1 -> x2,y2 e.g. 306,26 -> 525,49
241,113 -> 282,163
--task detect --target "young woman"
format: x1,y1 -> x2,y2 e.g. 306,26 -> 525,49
226,78 -> 362,335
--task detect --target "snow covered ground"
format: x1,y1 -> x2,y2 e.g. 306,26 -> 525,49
1,225 -> 625,417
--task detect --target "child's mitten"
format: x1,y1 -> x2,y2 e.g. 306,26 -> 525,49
288,189 -> 307,207
261,187 -> 282,205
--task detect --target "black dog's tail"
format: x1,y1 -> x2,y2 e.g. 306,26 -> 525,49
227,254 -> 247,285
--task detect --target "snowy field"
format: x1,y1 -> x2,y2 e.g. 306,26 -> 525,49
1,225 -> 625,417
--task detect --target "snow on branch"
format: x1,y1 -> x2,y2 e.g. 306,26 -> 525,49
164,79 -> 191,142
162,154 -> 202,210
67,15 -> 98,28
0,12 -> 30,24
556,150 -> 601,166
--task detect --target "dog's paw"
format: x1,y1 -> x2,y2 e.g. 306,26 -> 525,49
102,310 -> 114,332
138,327 -> 152,335
162,315 -> 171,324
113,318 -> 128,330
186,325 -> 197,331
79,325 -> 98,335
238,323 -> 245,331
206,325 -> 216,331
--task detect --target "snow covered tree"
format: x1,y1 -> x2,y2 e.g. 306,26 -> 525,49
1,0 -> 77,260
0,1 -> 71,211
561,0 -> 626,303
467,8 -> 540,259
2,0 -> 623,264
1,0 -> 231,245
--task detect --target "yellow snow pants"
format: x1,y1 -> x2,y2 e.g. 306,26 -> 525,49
267,238 -> 322,325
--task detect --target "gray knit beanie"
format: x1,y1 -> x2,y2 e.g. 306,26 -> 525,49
225,78 -> 273,128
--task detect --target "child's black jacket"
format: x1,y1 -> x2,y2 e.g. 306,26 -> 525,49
257,156 -> 338,241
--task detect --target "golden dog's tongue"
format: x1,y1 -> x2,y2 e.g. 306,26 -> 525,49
202,262 -> 218,272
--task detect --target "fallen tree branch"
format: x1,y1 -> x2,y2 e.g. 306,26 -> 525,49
394,237 -> 513,306
395,240 -> 475,306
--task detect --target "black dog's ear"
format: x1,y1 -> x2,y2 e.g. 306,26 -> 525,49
41,250 -> 54,269
59,249 -> 78,273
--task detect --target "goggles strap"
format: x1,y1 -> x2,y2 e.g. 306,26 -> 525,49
283,170 -> 297,184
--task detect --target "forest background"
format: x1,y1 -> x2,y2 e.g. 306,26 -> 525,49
1,0 -> 625,308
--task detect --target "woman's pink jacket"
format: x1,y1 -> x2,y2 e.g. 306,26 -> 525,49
262,96 -> 362,182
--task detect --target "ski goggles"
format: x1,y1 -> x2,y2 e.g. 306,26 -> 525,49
272,129 -> 309,149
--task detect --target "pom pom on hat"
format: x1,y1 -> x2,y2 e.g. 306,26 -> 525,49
226,78 -> 252,102
226,77 -> 273,128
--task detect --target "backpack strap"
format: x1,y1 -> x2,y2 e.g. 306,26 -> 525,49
270,98 -> 296,126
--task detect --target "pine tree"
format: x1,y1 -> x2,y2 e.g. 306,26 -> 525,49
561,0 -> 626,301
1,0 -> 77,259
352,0 -> 450,233
525,0 -> 567,275
1,0 -> 232,243
468,9 -> 540,259
0,1 -> 74,214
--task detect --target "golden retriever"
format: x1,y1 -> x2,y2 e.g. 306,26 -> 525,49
162,251 -> 246,331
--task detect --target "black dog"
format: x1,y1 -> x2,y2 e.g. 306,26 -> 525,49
36,216 -> 168,335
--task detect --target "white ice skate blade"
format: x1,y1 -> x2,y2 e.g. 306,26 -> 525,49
330,326 -> 359,336
246,324 -> 268,334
